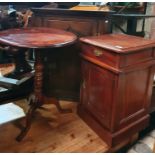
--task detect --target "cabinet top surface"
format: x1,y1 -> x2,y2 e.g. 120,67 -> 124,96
0,27 -> 77,49
80,34 -> 155,53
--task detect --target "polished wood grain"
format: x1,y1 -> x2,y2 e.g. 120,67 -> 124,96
80,43 -> 119,68
80,34 -> 155,53
30,8 -> 113,100
0,27 -> 77,49
78,34 -> 155,148
0,27 -> 77,141
0,100 -> 109,153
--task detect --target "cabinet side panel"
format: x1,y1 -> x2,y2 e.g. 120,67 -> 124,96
116,68 -> 152,130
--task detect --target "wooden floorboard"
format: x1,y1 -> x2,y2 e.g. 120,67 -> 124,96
0,100 -> 109,153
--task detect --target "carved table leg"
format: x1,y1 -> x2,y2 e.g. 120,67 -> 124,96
16,50 -> 43,141
16,49 -> 72,141
16,99 -> 37,141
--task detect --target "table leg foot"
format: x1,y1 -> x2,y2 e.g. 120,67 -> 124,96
55,100 -> 72,113
16,100 -> 37,142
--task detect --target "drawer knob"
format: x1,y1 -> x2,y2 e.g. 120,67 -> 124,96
93,50 -> 102,56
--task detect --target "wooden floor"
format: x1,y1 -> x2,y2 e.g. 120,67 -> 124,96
0,100 -> 109,153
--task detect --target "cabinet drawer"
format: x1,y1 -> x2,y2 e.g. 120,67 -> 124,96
81,44 -> 154,69
81,43 -> 119,68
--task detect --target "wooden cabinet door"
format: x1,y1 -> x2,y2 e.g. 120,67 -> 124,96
80,61 -> 89,107
81,61 -> 116,130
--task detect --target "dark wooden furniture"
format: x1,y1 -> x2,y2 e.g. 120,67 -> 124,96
0,27 -> 77,141
30,8 -> 114,100
150,84 -> 155,113
78,34 -> 155,149
31,8 -> 113,36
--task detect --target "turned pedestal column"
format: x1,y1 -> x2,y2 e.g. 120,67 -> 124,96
0,27 -> 77,141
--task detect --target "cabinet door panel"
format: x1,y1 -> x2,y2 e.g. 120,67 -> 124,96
86,63 -> 115,129
117,68 -> 151,129
80,61 -> 90,106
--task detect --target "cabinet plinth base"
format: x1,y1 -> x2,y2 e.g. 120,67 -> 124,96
77,105 -> 149,148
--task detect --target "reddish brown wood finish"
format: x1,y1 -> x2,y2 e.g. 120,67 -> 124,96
31,8 -> 113,100
80,34 -> 155,53
0,27 -> 77,141
150,86 -> 155,113
78,34 -> 155,147
0,27 -> 77,49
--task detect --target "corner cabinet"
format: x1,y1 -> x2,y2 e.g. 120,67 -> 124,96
78,34 -> 155,148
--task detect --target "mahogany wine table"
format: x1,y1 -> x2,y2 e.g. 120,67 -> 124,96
0,27 -> 77,141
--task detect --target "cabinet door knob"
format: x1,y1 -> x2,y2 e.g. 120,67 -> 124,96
93,50 -> 102,56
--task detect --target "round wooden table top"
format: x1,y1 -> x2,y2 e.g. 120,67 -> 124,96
0,27 -> 77,49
